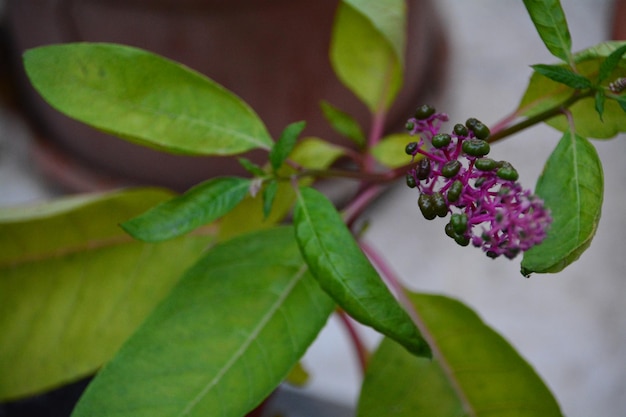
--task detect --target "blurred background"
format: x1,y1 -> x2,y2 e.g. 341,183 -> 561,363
1,1 -> 625,416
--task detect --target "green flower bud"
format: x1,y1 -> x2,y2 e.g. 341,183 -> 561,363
453,123 -> 469,137
447,180 -> 463,203
405,121 -> 415,131
465,117 -> 480,131
441,160 -> 462,178
432,192 -> 449,217
415,157 -> 431,180
418,193 -> 437,220
406,173 -> 417,188
475,157 -> 497,171
455,235 -> 470,246
450,213 -> 469,234
445,222 -> 456,238
462,138 -> 490,157
415,104 -> 436,120
405,141 -> 418,155
471,121 -> 490,139
496,165 -> 519,181
432,133 -> 452,149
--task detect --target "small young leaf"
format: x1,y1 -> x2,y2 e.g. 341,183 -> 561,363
531,64 -> 592,89
289,137 -> 346,170
122,177 -> 251,242
371,133 -> 415,168
598,43 -> 626,82
357,293 -> 562,417
23,43 -> 272,155
293,186 -> 430,357
330,0 -> 405,112
262,180 -> 279,220
518,41 -> 626,138
522,0 -> 573,64
521,130 -> 603,275
71,227 -> 335,417
613,94 -> 626,112
595,90 -> 606,120
238,157 -> 266,177
320,100 -> 366,147
269,121 -> 306,171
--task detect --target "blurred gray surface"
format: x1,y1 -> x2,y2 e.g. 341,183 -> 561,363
1,1 -> 625,416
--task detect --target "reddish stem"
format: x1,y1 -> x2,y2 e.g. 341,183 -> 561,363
336,308 -> 370,375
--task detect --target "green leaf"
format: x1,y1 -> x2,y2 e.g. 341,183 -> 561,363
598,43 -> 626,82
289,137 -> 346,170
518,41 -> 626,138
23,43 -> 272,155
71,227 -> 335,417
330,0 -> 405,112
357,293 -> 562,417
0,189 -> 216,400
595,90 -> 606,120
522,0 -> 573,64
522,130 -> 603,275
531,64 -> 592,89
269,121 -> 306,171
238,157 -> 266,177
262,180 -> 279,219
293,186 -> 430,357
614,94 -> 626,112
320,100 -> 366,147
122,177 -> 251,243
371,133 -> 414,168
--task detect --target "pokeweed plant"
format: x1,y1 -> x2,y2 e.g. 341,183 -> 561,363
1,0 -> 625,415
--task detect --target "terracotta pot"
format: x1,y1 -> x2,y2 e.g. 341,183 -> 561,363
6,0 -> 447,192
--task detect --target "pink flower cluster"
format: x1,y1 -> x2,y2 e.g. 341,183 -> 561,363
405,105 -> 551,259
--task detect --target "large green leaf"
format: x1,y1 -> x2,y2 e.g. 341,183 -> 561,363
122,177 -> 251,242
522,0 -> 572,64
521,130 -> 603,275
0,189 -> 216,400
518,41 -> 626,138
71,227 -> 335,417
357,293 -> 562,417
293,186 -> 430,357
23,43 -> 273,155
330,0 -> 405,113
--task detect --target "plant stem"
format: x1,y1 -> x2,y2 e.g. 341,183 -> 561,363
336,308 -> 370,375
488,90 -> 594,143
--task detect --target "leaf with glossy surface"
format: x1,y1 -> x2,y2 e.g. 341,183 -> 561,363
71,227 -> 335,417
357,293 -> 562,417
0,189 -> 216,400
518,42 -> 626,138
522,0 -> 572,63
24,43 -> 272,155
320,100 -> 366,147
330,0 -> 405,112
293,186 -> 430,357
522,131 -> 603,275
122,177 -> 251,242
269,121 -> 306,171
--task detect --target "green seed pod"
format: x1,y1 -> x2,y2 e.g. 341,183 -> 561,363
415,157 -> 431,180
418,194 -> 437,220
432,133 -> 452,149
447,180 -> 463,203
415,104 -> 436,120
406,173 -> 417,188
474,177 -> 487,188
475,157 -> 497,171
445,222 -> 456,238
441,160 -> 462,178
431,192 -> 448,217
465,117 -> 480,131
405,121 -> 415,131
462,138 -> 491,157
471,121 -> 490,139
454,234 -> 471,247
405,141 -> 418,155
453,123 -> 469,137
450,213 -> 469,235
496,165 -> 519,181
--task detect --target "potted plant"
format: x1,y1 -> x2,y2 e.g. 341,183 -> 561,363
1,1 -> 625,416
